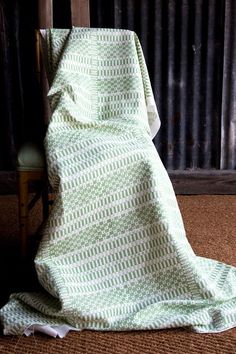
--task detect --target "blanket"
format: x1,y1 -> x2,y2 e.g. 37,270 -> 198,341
1,28 -> 236,338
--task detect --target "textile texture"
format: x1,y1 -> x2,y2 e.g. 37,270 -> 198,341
0,28 -> 236,337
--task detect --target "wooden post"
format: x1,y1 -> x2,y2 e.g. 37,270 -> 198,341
38,0 -> 53,28
18,170 -> 45,257
35,30 -> 41,83
70,0 -> 90,27
18,171 -> 29,258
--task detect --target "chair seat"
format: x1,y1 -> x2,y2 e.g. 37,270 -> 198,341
17,142 -> 45,171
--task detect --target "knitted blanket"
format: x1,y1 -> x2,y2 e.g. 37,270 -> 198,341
1,28 -> 236,338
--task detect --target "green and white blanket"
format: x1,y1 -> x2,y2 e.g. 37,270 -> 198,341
1,28 -> 236,337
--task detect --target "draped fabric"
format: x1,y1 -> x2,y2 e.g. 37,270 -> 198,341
0,28 -> 236,338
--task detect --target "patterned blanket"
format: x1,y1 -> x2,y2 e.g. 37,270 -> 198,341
1,28 -> 236,338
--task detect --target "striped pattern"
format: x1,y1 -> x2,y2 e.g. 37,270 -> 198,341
0,28 -> 236,337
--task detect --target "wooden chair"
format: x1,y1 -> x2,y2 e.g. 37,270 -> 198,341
17,0 -> 90,257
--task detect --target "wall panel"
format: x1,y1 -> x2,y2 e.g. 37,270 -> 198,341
90,0 -> 235,171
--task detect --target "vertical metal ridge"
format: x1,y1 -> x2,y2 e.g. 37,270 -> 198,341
190,0 -> 202,168
178,0 -> 189,170
90,0 -> 235,171
152,0 -> 163,155
124,0 -> 135,30
114,0 -> 122,28
220,0 -> 236,169
139,1 -> 149,61
201,0 -> 215,169
166,0 -> 176,169
159,0 -> 169,167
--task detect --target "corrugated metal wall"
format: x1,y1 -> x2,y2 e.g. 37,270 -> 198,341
221,0 -> 236,169
90,0 -> 236,170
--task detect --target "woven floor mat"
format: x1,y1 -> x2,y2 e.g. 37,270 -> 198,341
0,328 -> 236,354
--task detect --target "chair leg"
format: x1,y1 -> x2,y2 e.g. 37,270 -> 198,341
18,171 -> 29,258
42,180 -> 49,220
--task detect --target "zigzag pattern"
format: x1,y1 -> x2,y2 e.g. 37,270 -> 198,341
0,28 -> 236,338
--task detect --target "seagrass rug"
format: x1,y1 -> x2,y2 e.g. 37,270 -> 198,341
0,195 -> 236,353
0,327 -> 236,354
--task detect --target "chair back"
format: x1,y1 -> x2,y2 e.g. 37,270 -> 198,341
36,0 -> 90,124
38,0 -> 90,28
